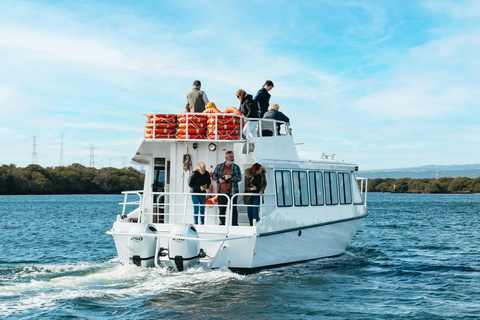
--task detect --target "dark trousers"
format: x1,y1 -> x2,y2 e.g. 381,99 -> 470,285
218,193 -> 238,226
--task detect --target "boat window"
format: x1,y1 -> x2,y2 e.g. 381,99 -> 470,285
275,170 -> 293,207
309,171 -> 324,206
351,172 -> 364,204
293,171 -> 309,206
338,172 -> 352,204
325,172 -> 338,205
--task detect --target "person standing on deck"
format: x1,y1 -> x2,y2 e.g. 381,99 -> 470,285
237,89 -> 258,137
243,163 -> 267,226
188,162 -> 211,225
187,80 -> 209,112
213,151 -> 242,226
253,80 -> 274,118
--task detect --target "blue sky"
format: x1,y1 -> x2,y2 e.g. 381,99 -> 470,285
0,0 -> 479,170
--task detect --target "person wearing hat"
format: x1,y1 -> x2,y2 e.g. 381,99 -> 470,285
187,80 -> 209,112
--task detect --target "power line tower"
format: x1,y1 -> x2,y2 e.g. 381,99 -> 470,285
59,133 -> 65,166
32,136 -> 38,164
89,145 -> 97,167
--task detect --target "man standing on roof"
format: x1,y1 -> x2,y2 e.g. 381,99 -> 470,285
187,80 -> 209,112
253,80 -> 274,118
213,151 -> 242,226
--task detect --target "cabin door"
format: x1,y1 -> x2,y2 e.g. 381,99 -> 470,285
152,158 -> 170,223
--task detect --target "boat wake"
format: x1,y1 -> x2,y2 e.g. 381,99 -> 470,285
0,260 -> 243,318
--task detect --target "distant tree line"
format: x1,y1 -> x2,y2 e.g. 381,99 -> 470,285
0,164 -> 144,195
367,177 -> 480,193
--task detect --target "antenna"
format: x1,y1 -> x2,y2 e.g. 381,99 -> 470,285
436,165 -> 439,180
32,136 -> 38,164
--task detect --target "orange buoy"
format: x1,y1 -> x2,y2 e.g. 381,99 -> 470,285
177,128 -> 207,134
178,115 -> 208,123
207,124 -> 240,130
145,133 -> 177,139
207,117 -> 240,125
208,129 -> 241,136
176,133 -> 206,139
223,107 -> 243,116
203,107 -> 221,114
206,195 -> 218,205
145,128 -> 176,134
178,122 -> 207,129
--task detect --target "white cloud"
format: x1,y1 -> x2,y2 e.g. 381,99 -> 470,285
422,0 -> 480,19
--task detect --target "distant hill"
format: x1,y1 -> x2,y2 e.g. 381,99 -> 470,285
357,164 -> 480,179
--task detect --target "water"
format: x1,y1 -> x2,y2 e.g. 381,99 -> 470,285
1,193 -> 479,319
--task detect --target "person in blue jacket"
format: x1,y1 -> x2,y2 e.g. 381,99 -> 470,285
253,80 -> 274,118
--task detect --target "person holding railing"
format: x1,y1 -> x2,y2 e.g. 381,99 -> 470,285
263,103 -> 290,135
188,162 -> 211,225
213,151 -> 242,226
243,163 -> 267,226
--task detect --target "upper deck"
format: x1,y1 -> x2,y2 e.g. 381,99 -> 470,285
133,111 -> 302,165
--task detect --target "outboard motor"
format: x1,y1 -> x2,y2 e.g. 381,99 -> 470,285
128,223 -> 157,267
168,223 -> 199,271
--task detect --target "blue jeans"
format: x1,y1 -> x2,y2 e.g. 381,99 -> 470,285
192,195 -> 206,225
247,194 -> 260,224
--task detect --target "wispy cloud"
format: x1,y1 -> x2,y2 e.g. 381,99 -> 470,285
0,0 -> 479,169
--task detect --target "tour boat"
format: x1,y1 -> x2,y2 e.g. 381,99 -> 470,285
106,109 -> 368,273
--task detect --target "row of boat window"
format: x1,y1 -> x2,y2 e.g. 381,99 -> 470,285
275,170 -> 363,207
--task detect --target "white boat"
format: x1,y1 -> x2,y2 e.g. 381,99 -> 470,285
107,111 -> 368,273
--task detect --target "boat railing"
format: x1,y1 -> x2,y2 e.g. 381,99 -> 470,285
356,177 -> 368,209
143,112 -> 246,141
243,118 -> 291,139
231,193 -> 276,224
129,191 -> 276,227
140,192 -> 232,227
120,190 -> 144,216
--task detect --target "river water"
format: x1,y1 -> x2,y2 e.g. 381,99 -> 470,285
1,193 -> 479,319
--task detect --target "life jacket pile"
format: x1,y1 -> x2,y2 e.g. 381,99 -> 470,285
144,114 -> 177,139
176,113 -> 208,139
204,107 -> 242,140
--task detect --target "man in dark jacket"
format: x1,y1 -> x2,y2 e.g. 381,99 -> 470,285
253,80 -> 274,118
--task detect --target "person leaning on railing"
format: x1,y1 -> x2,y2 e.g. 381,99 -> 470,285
263,103 -> 290,135
237,89 -> 258,138
188,162 -> 211,225
243,163 -> 267,226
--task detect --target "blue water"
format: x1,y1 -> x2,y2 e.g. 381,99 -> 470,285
1,193 -> 479,319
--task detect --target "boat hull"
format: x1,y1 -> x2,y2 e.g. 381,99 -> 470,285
108,214 -> 366,273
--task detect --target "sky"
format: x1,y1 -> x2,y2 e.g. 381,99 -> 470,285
0,0 -> 479,170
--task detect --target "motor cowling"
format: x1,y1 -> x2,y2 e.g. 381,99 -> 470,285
128,223 -> 157,267
168,223 -> 199,271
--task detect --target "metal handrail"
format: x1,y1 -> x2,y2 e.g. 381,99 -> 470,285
356,177 -> 368,209
245,118 -> 291,137
141,192 -> 232,226
119,190 -> 143,216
